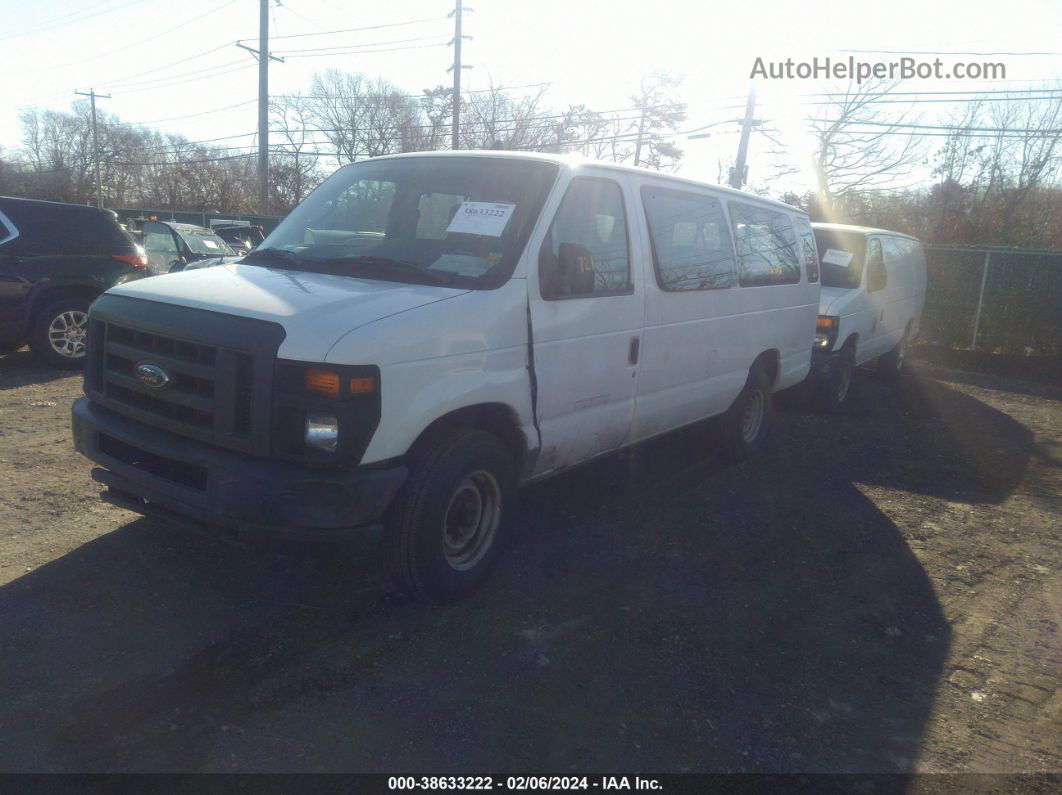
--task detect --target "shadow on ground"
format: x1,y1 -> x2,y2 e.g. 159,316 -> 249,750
0,348 -> 79,390
0,372 -> 1036,772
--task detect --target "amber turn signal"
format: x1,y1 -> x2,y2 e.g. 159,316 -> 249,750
304,368 -> 341,398
816,315 -> 839,331
349,376 -> 376,395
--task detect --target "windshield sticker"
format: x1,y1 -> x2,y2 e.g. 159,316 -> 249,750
445,202 -> 516,237
429,254 -> 493,276
821,248 -> 854,267
202,239 -> 219,249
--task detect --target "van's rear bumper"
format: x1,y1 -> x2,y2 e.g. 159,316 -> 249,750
72,397 -> 406,538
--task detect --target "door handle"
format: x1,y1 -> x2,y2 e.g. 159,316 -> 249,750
628,336 -> 640,365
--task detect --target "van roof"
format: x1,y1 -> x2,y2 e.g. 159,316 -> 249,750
364,150 -> 807,215
0,195 -> 116,216
812,222 -> 922,242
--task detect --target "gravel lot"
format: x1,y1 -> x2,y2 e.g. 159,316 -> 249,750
0,347 -> 1059,774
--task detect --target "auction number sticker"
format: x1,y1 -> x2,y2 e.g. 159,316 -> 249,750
445,202 -> 516,237
821,248 -> 854,267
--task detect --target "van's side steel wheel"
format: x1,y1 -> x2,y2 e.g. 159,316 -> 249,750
714,364 -> 772,462
383,428 -> 516,603
30,298 -> 92,369
816,347 -> 855,413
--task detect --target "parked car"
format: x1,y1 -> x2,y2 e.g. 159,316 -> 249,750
140,220 -> 239,274
72,152 -> 819,601
0,197 -> 148,368
212,224 -> 265,256
808,223 -> 928,410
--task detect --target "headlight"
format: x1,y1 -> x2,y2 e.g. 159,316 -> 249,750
815,315 -> 839,351
305,412 -> 339,452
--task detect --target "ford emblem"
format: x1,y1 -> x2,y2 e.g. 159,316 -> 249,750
136,361 -> 170,389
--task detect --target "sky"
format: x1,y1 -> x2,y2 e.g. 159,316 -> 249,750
3,0 -> 1061,195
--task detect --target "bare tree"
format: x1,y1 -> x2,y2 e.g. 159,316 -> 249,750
270,94 -> 322,211
809,79 -> 925,217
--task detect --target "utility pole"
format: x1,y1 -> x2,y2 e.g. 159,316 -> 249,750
448,1 -> 472,150
236,5 -> 284,217
730,84 -> 757,189
75,89 -> 110,208
633,106 -> 647,167
258,0 -> 269,215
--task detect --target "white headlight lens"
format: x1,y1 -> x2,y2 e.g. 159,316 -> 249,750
305,412 -> 339,452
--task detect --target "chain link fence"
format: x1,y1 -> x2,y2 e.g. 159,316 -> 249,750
921,246 -> 1062,357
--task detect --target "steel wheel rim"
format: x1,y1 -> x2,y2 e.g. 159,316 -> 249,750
47,310 -> 88,358
836,362 -> 852,403
442,470 -> 501,571
741,390 -> 765,444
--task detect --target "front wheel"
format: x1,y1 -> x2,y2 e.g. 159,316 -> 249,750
383,428 -> 516,603
30,298 -> 91,369
815,348 -> 854,413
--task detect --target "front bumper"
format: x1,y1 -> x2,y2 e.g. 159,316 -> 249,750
72,397 -> 406,537
809,347 -> 842,381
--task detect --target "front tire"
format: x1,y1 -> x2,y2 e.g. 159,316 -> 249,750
30,298 -> 91,369
815,346 -> 854,413
714,364 -> 772,462
383,428 -> 516,603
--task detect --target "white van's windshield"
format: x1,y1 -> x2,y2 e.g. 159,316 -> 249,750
249,156 -> 559,289
814,229 -> 867,289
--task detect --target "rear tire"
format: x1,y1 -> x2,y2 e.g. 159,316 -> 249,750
383,428 -> 516,603
714,364 -> 772,462
877,330 -> 908,380
30,298 -> 91,369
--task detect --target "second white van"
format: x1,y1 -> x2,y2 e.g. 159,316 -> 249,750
73,152 -> 820,601
808,223 -> 928,410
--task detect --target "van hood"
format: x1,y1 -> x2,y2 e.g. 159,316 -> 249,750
819,284 -> 856,316
106,262 -> 469,361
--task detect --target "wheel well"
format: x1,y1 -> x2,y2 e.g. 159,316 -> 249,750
409,403 -> 528,472
753,349 -> 780,387
840,333 -> 859,354
28,286 -> 101,330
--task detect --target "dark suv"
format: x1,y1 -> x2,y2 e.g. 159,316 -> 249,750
0,197 -> 148,368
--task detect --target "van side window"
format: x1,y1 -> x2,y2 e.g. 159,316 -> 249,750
540,178 -> 631,299
866,238 -> 887,292
728,203 -> 801,287
640,186 -> 735,291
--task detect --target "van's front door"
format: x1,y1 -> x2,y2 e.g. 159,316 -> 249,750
528,173 -> 643,476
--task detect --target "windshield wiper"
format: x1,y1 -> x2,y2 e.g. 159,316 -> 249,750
320,255 -> 459,286
241,247 -> 303,268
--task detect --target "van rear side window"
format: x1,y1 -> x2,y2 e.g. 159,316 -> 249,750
641,186 -> 735,291
728,203 -> 801,287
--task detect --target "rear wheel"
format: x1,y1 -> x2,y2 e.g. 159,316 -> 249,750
383,428 -> 516,603
714,364 -> 772,462
877,330 -> 909,380
30,298 -> 91,369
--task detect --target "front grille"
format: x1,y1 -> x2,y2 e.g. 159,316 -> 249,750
84,296 -> 285,458
98,321 -> 252,439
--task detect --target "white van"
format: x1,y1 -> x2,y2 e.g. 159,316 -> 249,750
808,223 -> 927,410
72,152 -> 819,601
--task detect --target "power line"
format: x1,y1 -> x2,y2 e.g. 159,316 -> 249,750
281,41 -> 451,59
0,0 -> 149,43
264,15 -> 449,41
272,33 -> 452,55
40,1 -> 238,72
